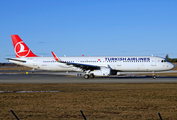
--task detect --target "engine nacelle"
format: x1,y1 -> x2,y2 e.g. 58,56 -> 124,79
90,67 -> 111,76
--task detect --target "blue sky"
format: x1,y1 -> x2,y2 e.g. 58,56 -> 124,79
0,0 -> 177,62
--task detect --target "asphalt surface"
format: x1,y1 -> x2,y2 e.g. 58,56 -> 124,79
0,73 -> 177,83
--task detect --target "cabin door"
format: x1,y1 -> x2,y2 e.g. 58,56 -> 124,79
151,58 -> 156,66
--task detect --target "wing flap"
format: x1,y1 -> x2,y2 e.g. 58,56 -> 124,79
65,62 -> 99,71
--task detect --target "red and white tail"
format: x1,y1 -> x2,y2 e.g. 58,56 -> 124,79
11,35 -> 38,58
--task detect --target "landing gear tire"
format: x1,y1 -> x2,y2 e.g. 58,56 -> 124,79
152,75 -> 156,79
84,74 -> 90,79
90,74 -> 95,79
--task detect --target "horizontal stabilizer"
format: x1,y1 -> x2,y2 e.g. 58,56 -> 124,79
5,58 -> 26,63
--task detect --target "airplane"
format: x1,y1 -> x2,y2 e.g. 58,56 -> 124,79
7,35 -> 175,79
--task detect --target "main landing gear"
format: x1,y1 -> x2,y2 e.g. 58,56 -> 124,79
84,74 -> 95,79
84,74 -> 89,79
84,70 -> 95,79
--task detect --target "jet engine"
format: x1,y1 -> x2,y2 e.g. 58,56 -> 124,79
90,67 -> 117,76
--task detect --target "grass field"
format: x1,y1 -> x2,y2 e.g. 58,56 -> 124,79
0,83 -> 177,120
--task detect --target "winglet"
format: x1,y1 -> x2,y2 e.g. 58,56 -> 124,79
51,51 -> 60,61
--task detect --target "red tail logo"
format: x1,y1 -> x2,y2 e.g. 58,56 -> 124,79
11,35 -> 38,58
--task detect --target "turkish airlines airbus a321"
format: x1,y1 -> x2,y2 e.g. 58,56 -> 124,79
7,35 -> 175,79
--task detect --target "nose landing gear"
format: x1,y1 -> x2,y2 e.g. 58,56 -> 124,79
152,71 -> 156,79
152,75 -> 156,79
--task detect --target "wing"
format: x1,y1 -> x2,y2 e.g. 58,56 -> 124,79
51,51 -> 100,71
64,62 -> 99,71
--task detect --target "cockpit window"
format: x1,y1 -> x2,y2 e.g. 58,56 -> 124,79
161,60 -> 167,62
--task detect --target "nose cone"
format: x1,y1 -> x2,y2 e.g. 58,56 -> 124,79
169,63 -> 175,70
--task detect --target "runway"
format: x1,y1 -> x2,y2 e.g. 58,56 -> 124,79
0,73 -> 177,83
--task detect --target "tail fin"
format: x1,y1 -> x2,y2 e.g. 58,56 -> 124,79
11,35 -> 38,58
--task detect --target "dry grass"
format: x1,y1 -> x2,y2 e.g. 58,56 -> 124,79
172,63 -> 177,70
0,83 -> 177,120
0,66 -> 31,71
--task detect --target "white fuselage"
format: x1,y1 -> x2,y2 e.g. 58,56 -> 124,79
9,56 -> 175,72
